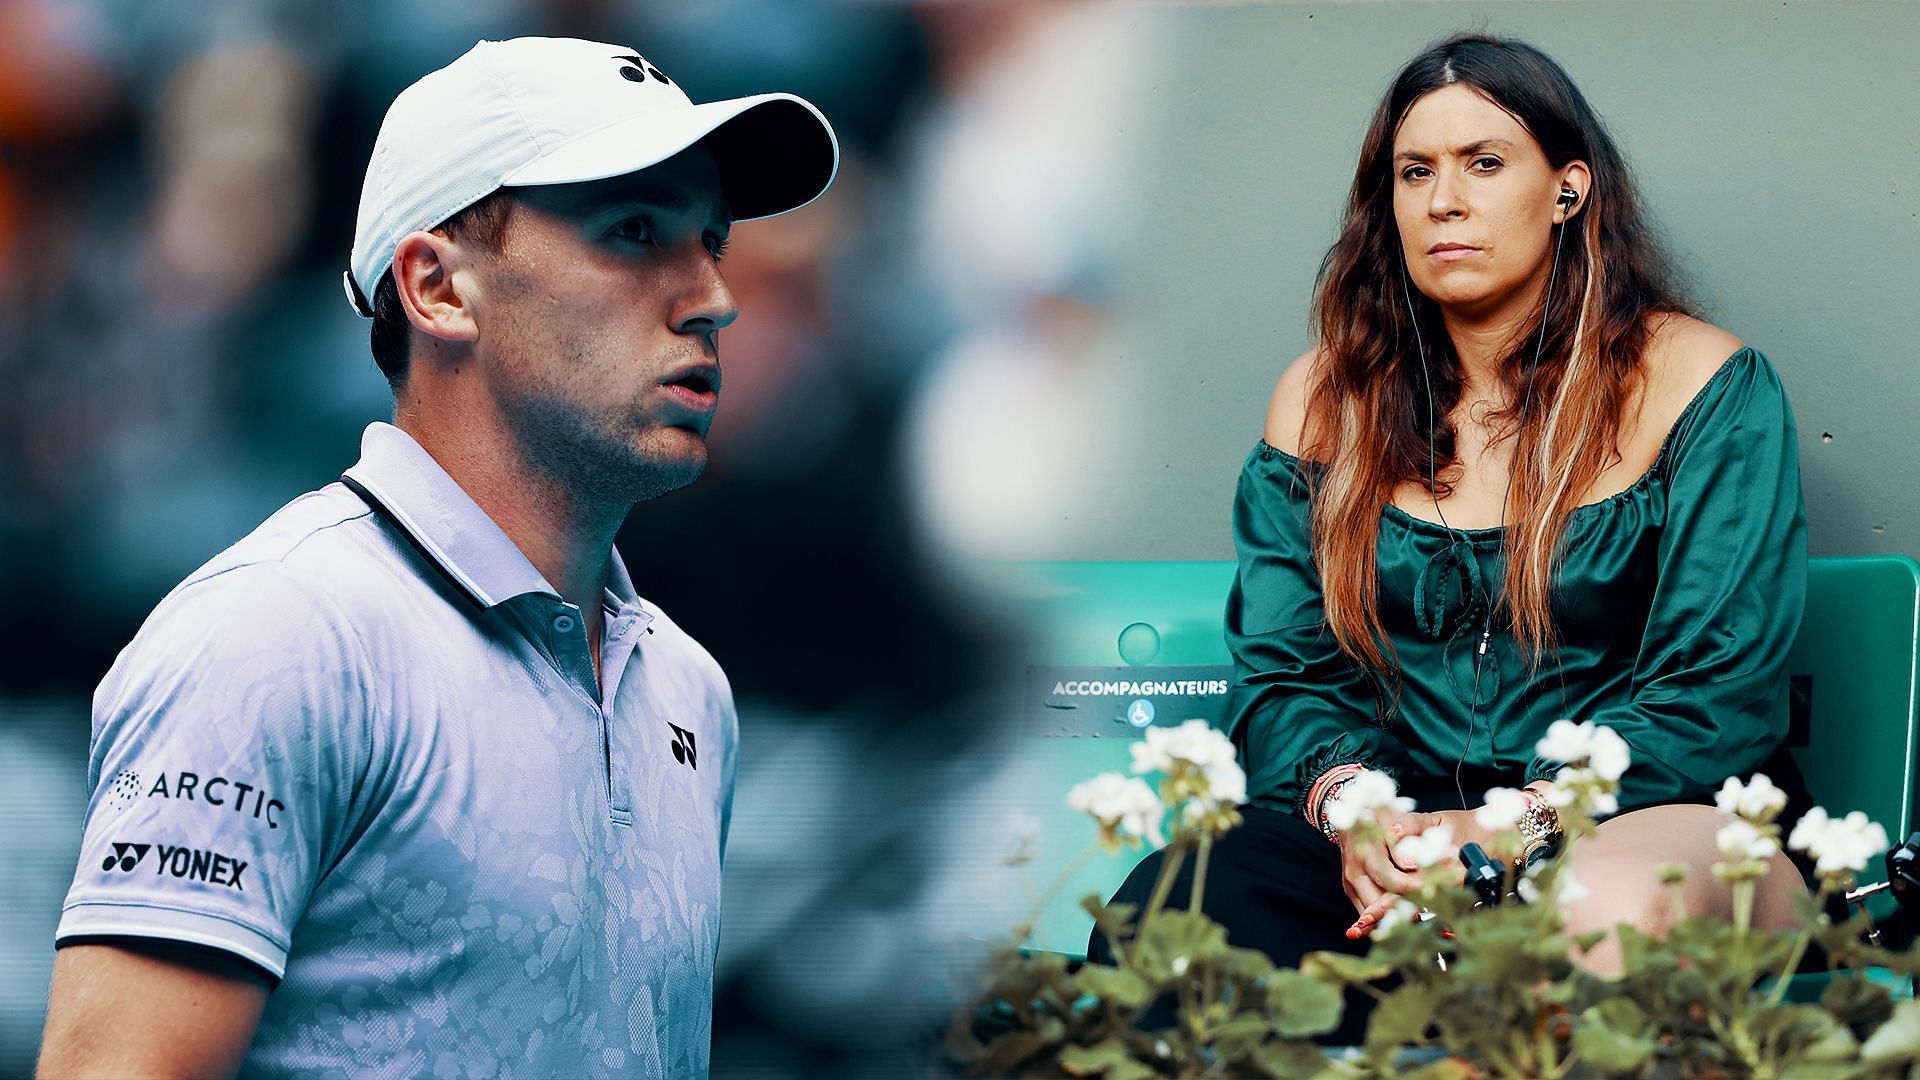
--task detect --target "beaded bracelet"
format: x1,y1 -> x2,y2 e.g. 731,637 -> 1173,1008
1303,763 -> 1365,841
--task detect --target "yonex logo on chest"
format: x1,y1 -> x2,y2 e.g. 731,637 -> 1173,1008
667,722 -> 697,769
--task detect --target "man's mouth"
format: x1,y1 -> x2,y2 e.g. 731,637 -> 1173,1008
660,362 -> 721,416
662,362 -> 720,396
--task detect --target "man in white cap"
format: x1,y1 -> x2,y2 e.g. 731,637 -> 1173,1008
39,37 -> 836,1078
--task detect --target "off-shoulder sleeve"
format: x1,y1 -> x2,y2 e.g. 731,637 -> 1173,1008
1525,349 -> 1807,808
1226,443 -> 1413,815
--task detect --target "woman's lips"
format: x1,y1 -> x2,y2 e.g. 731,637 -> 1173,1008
1428,244 -> 1481,262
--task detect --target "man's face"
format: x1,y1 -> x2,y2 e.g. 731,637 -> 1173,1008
470,146 -> 738,505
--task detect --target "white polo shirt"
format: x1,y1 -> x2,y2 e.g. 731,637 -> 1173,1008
58,422 -> 739,1079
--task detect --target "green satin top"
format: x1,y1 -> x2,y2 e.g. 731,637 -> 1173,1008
1226,347 -> 1808,816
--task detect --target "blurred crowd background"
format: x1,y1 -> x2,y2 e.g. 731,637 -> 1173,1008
0,0 -> 1148,1074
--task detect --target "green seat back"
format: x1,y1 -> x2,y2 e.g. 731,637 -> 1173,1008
1008,555 -> 1920,955
1786,555 -> 1920,877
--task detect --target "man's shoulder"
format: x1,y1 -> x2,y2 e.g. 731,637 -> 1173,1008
125,483 -> 414,669
175,483 -> 371,593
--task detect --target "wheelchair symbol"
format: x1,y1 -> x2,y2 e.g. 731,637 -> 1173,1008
1126,699 -> 1155,728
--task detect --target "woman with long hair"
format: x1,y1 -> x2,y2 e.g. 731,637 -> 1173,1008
1094,32 -> 1813,1031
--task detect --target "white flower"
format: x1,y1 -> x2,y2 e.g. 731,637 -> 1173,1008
1716,817 -> 1782,862
1535,719 -> 1593,763
1516,868 -> 1588,907
1788,807 -> 1890,876
1587,726 -> 1631,782
1067,772 -> 1166,851
1202,758 -> 1248,807
1130,718 -> 1237,776
1372,899 -> 1422,937
1476,787 -> 1533,833
1170,955 -> 1190,976
1559,870 -> 1590,904
1535,719 -> 1631,781
1716,774 -> 1789,825
1394,823 -> 1457,871
1324,770 -> 1413,833
1551,766 -> 1620,817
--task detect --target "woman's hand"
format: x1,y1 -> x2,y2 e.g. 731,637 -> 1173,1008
1342,808 -> 1496,936
1337,828 -> 1423,939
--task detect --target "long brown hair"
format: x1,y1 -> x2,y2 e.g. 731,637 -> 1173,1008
1304,34 -> 1690,682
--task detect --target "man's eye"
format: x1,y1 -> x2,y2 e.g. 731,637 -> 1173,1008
706,233 -> 731,260
609,218 -> 654,244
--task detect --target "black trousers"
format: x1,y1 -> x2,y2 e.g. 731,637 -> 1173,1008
1085,805 -> 1378,1046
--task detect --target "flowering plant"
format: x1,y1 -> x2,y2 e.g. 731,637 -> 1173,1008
945,719 -> 1920,1078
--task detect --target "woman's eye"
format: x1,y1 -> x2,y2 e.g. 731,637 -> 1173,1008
706,233 -> 731,260
1470,156 -> 1503,172
1401,165 -> 1431,182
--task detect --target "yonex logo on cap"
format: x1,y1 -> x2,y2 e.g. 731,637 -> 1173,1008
613,54 -> 670,85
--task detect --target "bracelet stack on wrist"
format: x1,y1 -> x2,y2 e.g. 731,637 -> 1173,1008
1304,763 -> 1366,843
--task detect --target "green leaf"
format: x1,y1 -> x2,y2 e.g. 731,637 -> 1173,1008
1299,949 -> 1393,985
1861,999 -> 1920,1068
1221,944 -> 1276,985
1103,1059 -> 1158,1080
1574,928 -> 1610,954
979,1029 -> 1055,1074
1572,1009 -> 1655,1075
1266,969 -> 1345,1038
1613,923 -> 1669,973
1824,973 -> 1896,1031
1131,910 -> 1229,978
1074,965 -> 1150,1010
1592,997 -> 1650,1038
1791,1012 -> 1861,1066
1365,985 -> 1439,1052
1058,1038 -> 1133,1076
1248,1039 -> 1336,1080
1083,895 -> 1138,948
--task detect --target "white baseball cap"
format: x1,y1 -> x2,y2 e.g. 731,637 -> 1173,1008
344,36 -> 839,316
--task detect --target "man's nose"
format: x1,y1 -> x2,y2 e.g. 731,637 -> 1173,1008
672,249 -> 739,339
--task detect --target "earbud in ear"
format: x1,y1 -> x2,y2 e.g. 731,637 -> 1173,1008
1557,188 -> 1578,209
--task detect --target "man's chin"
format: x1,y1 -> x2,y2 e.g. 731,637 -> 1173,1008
625,434 -> 708,502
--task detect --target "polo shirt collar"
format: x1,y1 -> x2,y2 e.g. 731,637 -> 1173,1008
343,422 -> 641,614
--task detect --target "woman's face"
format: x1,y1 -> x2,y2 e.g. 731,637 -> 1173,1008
1391,84 -> 1584,324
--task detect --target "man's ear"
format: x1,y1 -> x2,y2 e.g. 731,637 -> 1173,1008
391,232 -> 480,345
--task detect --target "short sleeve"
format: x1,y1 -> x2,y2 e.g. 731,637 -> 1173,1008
55,561 -> 375,979
1226,444 -> 1413,814
1524,350 -> 1808,808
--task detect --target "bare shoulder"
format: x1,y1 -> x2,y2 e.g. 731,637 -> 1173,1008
1263,346 -> 1326,456
1642,314 -> 1746,410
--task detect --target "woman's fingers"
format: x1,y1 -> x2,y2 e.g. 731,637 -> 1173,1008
1362,844 -> 1423,895
1351,891 -> 1404,937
